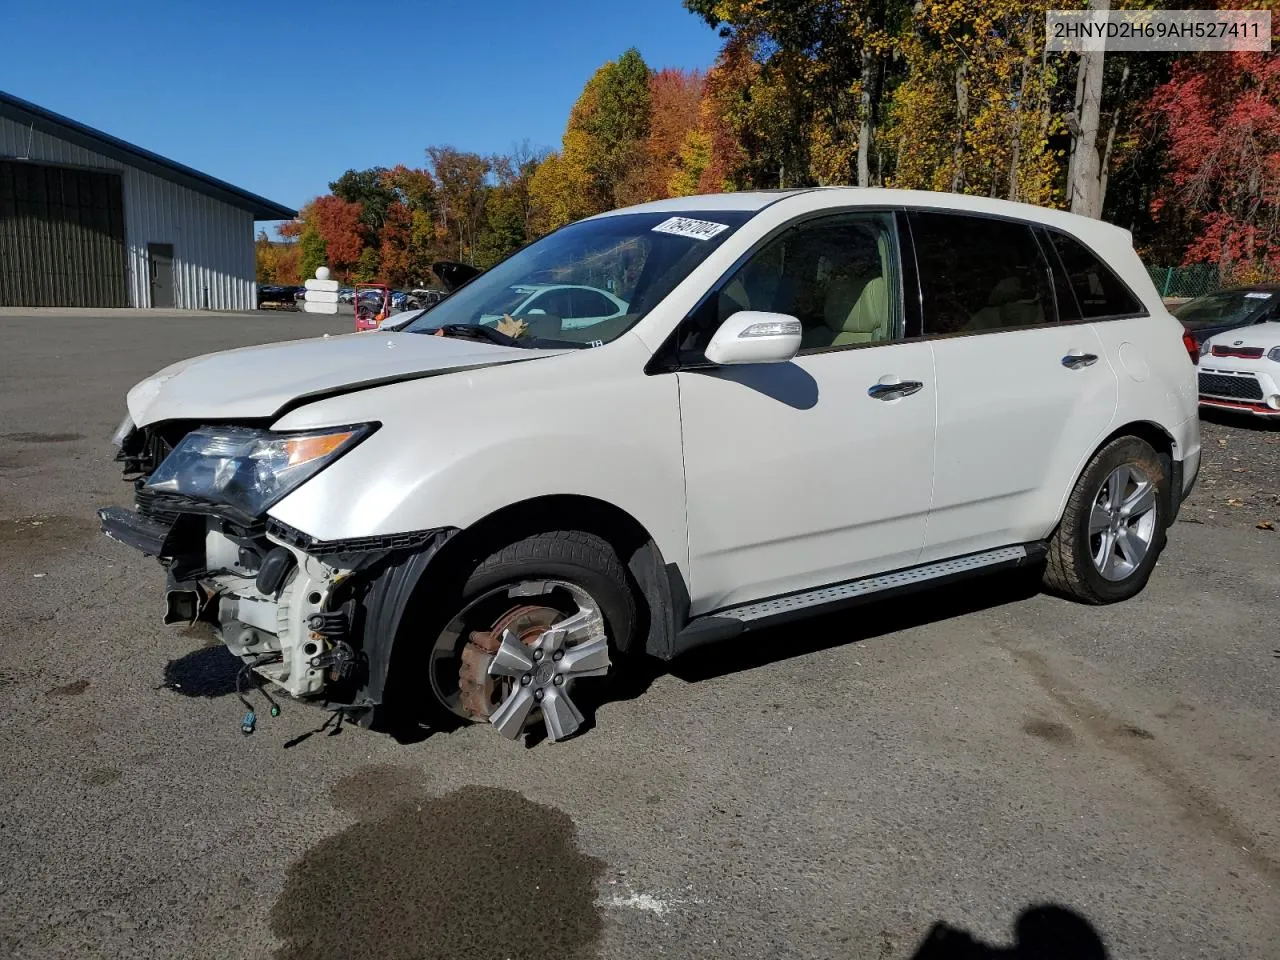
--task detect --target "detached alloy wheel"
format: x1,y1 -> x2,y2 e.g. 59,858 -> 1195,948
1044,436 -> 1169,604
425,531 -> 635,742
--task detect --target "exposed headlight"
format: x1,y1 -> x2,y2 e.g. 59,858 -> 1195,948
1268,346 -> 1280,362
111,414 -> 134,447
1199,338 -> 1212,357
145,424 -> 374,518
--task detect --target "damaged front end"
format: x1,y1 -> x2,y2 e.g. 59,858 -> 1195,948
100,419 -> 453,725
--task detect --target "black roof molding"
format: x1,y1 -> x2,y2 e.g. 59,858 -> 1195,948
0,90 -> 296,220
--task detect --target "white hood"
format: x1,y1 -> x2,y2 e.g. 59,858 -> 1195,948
126,331 -> 562,426
1205,321 -> 1280,351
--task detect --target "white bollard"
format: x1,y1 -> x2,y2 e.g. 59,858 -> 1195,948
303,266 -> 340,315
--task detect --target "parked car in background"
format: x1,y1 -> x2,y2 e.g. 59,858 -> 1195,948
407,288 -> 448,310
481,283 -> 629,331
338,287 -> 355,304
256,285 -> 300,309
1176,285 -> 1279,347
1197,320 -> 1280,418
103,189 -> 1198,746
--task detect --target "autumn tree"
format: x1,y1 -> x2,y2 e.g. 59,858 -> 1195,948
528,150 -> 591,233
643,68 -> 705,199
885,0 -> 1061,205
1148,49 -> 1280,282
686,0 -> 915,187
301,195 -> 367,280
330,167 -> 398,234
474,145 -> 545,268
426,146 -> 491,261
256,231 -> 302,285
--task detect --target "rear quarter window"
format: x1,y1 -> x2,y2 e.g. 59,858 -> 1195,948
1047,231 -> 1144,319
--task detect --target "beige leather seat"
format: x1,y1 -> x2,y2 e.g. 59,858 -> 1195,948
967,276 -> 1044,331
802,274 -> 890,349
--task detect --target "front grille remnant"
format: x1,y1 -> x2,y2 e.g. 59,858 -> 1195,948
1199,372 -> 1264,401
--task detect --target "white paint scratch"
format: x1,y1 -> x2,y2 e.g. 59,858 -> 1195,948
605,891 -> 672,917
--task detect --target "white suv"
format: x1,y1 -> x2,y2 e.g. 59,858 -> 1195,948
101,189 -> 1200,742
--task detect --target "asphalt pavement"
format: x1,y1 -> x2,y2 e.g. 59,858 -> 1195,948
0,310 -> 1277,959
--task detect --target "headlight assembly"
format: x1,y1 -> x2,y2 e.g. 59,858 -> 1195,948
1268,346 -> 1280,362
1199,338 -> 1212,357
145,424 -> 375,518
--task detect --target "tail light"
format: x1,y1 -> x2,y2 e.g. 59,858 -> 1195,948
1182,331 -> 1199,365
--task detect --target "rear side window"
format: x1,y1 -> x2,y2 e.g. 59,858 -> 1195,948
908,212 -> 1054,336
1047,230 -> 1144,319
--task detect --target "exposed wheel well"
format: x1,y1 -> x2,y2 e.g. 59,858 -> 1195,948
1099,420 -> 1175,462
423,495 -> 680,658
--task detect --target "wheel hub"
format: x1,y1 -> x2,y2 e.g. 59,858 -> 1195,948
452,581 -> 611,742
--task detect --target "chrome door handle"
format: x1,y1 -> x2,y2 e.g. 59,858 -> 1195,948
1062,353 -> 1098,369
868,380 -> 924,401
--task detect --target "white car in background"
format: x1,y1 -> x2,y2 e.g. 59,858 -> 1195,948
481,283 -> 629,331
101,189 -> 1199,745
1198,320 -> 1280,418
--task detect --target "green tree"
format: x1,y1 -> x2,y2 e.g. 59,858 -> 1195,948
354,246 -> 381,283
564,48 -> 653,210
329,167 -> 397,233
298,224 -> 327,282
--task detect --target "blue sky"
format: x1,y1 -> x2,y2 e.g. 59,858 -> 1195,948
1,0 -> 722,225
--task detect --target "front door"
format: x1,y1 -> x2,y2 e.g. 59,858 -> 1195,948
147,243 -> 174,308
674,212 -> 937,615
905,211 -> 1120,560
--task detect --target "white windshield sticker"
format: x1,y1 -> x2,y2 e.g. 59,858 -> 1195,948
652,216 -> 730,241
1244,292 -> 1271,299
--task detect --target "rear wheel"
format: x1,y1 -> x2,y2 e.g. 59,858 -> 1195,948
1044,436 -> 1168,604
422,531 -> 635,741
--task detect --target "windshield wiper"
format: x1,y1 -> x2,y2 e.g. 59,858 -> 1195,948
434,324 -> 522,347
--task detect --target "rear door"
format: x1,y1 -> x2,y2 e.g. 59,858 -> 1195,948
908,211 -> 1120,560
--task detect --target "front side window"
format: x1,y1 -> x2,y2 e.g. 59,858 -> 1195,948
402,210 -> 752,347
909,212 -> 1054,336
570,288 -> 620,317
678,212 -> 901,359
1048,230 -> 1144,319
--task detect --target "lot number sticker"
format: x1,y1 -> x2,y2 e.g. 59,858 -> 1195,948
652,216 -> 730,241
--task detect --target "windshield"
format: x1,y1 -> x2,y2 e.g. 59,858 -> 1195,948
1176,290 -> 1273,330
403,210 -> 753,347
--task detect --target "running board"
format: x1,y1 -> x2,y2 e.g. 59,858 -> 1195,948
672,543 -> 1044,657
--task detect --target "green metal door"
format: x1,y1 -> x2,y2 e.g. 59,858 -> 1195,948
0,160 -> 128,307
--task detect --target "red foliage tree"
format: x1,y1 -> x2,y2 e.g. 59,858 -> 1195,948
641,68 -> 704,199
378,201 -> 414,288
1148,50 -> 1280,283
308,195 -> 367,276
698,35 -> 755,192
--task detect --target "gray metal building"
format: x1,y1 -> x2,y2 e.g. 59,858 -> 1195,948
0,91 -> 295,310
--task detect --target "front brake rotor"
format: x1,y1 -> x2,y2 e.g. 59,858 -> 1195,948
458,604 -> 559,720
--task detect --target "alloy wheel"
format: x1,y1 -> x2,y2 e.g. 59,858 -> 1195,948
1088,464 -> 1158,582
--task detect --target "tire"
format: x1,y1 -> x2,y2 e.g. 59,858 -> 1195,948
410,530 -> 636,731
1043,436 -> 1168,604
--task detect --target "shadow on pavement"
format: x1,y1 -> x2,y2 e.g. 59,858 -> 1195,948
910,905 -> 1109,959
161,644 -> 241,697
667,567 -> 1043,685
1198,406 -> 1280,431
158,567 -> 1043,745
